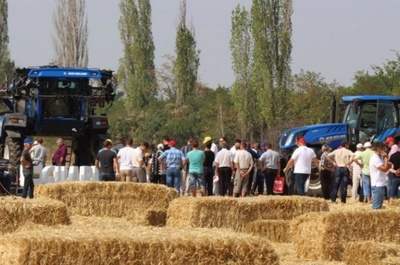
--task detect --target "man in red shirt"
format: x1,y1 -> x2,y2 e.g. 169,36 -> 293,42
52,138 -> 67,166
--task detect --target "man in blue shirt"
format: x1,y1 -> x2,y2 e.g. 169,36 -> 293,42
159,140 -> 186,192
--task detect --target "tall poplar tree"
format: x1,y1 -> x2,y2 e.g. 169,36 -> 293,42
53,0 -> 88,68
251,0 -> 292,126
173,0 -> 200,106
0,0 -> 14,84
230,5 -> 255,139
119,0 -> 157,109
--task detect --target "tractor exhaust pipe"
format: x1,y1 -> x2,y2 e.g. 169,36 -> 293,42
330,94 -> 336,123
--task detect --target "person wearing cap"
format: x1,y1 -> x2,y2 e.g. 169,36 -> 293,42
258,142 -> 280,195
52,138 -> 67,166
203,141 -> 215,196
385,136 -> 398,198
116,137 -> 134,182
158,140 -> 187,192
20,138 -> 34,199
348,141 -> 373,203
369,142 -> 391,209
30,138 -> 47,168
319,144 -> 334,200
203,136 -> 218,158
351,143 -> 364,202
148,144 -> 166,185
327,140 -> 353,203
131,142 -> 150,183
95,140 -> 120,181
283,138 -> 319,196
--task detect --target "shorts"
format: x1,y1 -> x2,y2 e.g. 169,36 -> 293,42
189,172 -> 205,188
233,169 -> 249,194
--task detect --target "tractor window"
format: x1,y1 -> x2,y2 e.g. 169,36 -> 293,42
377,100 -> 398,133
359,103 -> 377,142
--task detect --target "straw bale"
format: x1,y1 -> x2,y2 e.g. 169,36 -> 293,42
167,196 -> 329,231
343,241 -> 400,265
34,182 -> 178,218
0,215 -> 279,265
291,209 -> 400,261
0,197 -> 69,235
127,209 -> 167,227
245,220 -> 291,243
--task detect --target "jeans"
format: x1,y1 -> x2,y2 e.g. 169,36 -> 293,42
362,173 -> 371,196
166,167 -> 181,192
331,167 -> 349,203
320,169 -> 333,200
372,186 -> 385,209
387,172 -> 394,198
264,168 -> 278,195
389,177 -> 400,198
99,172 -> 115,181
22,173 -> 34,199
295,173 -> 309,196
188,172 -> 205,188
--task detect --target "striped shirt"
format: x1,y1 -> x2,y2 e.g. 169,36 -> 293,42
159,147 -> 186,168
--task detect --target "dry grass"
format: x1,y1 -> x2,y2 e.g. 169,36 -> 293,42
34,182 -> 178,220
0,215 -> 279,265
167,196 -> 329,232
291,207 -> 400,261
0,197 -> 69,235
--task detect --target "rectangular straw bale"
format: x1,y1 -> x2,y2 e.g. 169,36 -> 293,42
127,209 -> 167,227
343,241 -> 400,265
291,209 -> 400,261
245,220 -> 291,242
34,182 -> 178,218
0,216 -> 279,265
0,197 -> 69,235
167,196 -> 329,231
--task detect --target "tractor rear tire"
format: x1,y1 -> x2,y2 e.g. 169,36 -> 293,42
3,137 -> 22,180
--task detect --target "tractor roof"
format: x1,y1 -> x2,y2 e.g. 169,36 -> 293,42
28,67 -> 102,79
342,95 -> 400,102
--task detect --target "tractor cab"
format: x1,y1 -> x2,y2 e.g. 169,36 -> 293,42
342,95 -> 400,145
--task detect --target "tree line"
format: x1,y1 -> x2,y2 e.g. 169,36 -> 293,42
0,0 -> 399,149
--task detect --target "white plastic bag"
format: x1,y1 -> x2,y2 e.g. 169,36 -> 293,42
304,176 -> 310,193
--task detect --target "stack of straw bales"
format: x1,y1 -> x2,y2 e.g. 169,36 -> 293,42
291,209 -> 400,261
167,196 -> 328,232
343,241 -> 400,265
35,182 -> 178,225
245,220 -> 291,242
0,215 -> 279,265
0,197 -> 69,234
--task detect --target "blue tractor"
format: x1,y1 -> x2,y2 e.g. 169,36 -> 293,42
0,66 -> 116,177
279,95 -> 400,193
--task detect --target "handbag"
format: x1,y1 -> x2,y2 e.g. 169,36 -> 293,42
273,176 -> 285,194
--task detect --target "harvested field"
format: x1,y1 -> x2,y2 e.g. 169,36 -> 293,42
0,197 -> 69,235
0,215 -> 279,265
34,182 -> 178,218
167,196 -> 329,231
343,241 -> 400,265
245,220 -> 291,243
291,208 -> 400,261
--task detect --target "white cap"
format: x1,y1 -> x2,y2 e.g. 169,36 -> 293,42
157,143 -> 164,150
364,142 -> 371,148
356,143 -> 363,149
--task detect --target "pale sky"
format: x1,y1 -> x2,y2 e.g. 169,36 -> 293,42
7,0 -> 400,88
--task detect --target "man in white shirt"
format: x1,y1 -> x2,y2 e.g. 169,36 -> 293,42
233,141 -> 254,197
132,142 -> 149,183
283,138 -> 319,196
117,138 -> 135,182
214,140 -> 233,196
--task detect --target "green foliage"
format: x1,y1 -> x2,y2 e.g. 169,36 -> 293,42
0,0 -> 14,85
251,0 -> 292,127
118,0 -> 157,110
173,0 -> 200,106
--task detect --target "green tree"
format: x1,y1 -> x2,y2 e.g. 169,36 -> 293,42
173,0 -> 200,106
0,0 -> 14,84
230,5 -> 256,139
251,0 -> 292,127
53,0 -> 88,67
119,0 -> 157,109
